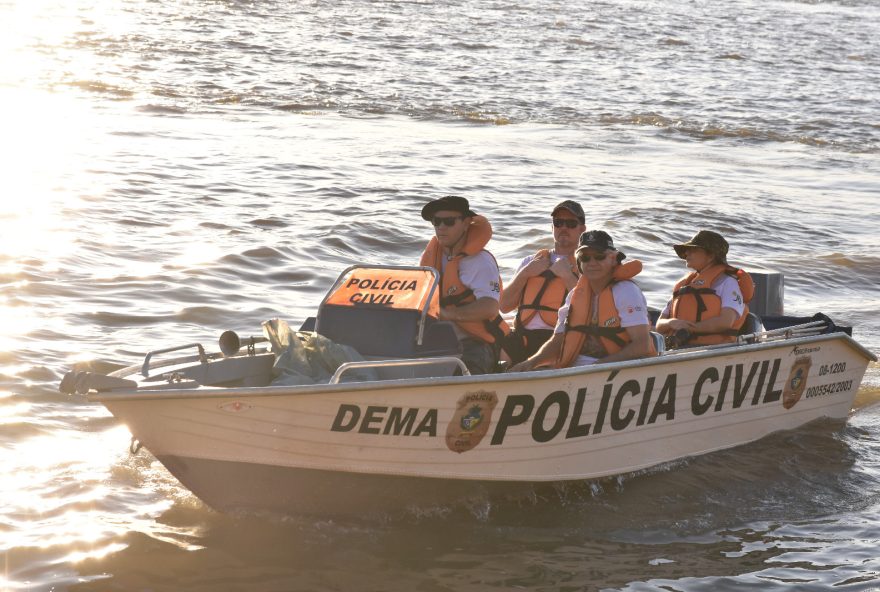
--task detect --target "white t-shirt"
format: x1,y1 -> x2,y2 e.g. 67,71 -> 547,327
513,251 -> 573,331
660,274 -> 744,318
441,250 -> 501,301
441,250 -> 501,339
554,280 -> 650,367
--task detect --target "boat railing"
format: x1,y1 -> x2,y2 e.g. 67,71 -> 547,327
142,343 -> 208,378
330,356 -> 469,384
738,319 -> 828,345
660,319 -> 832,357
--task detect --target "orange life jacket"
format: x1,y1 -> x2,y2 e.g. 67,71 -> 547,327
670,264 -> 755,345
556,260 -> 651,368
419,216 -> 513,347
514,249 -> 577,330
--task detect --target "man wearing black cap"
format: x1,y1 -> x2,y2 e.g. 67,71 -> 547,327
499,200 -> 586,361
509,230 -> 654,371
418,196 -> 511,374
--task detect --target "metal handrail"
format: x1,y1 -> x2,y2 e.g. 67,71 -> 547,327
330,356 -> 469,384
738,320 -> 828,345
660,320 -> 831,356
142,343 -> 207,378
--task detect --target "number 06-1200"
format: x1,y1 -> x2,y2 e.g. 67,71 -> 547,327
818,362 -> 846,376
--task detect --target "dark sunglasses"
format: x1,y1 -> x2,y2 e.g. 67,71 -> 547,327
578,252 -> 609,263
432,215 -> 464,227
553,218 -> 580,229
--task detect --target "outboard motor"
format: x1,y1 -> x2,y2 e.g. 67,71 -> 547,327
749,272 -> 784,318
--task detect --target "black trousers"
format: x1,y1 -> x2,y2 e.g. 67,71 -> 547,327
506,328 -> 554,364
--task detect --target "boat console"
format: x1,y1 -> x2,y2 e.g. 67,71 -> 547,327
301,265 -> 459,359
308,265 -> 463,380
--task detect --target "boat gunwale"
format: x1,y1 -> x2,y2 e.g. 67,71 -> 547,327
87,331 -> 876,403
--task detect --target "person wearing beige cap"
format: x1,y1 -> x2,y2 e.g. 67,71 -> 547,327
499,200 -> 586,363
655,230 -> 754,348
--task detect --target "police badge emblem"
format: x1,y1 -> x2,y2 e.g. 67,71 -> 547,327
782,355 -> 812,409
445,390 -> 498,453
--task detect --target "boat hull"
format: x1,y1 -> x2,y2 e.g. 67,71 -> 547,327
156,454 -> 552,515
93,333 -> 875,515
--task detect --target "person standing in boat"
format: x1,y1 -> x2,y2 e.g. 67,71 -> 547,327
499,200 -> 585,363
509,230 -> 655,371
419,196 -> 518,374
655,230 -> 754,348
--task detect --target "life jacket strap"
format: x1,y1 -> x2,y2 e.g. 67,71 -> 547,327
440,284 -> 520,358
567,323 -> 628,348
673,286 -> 714,322
519,303 -> 560,313
672,286 -> 715,297
489,317 -> 525,361
482,315 -> 507,342
441,287 -> 475,308
515,272 -> 555,325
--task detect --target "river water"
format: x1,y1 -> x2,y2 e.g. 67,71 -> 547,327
2,0 -> 879,590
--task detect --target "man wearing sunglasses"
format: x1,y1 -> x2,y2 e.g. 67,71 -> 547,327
499,200 -> 586,362
418,195 -> 513,374
509,230 -> 654,372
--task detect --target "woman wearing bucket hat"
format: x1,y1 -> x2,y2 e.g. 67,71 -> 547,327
509,230 -> 655,371
655,230 -> 754,348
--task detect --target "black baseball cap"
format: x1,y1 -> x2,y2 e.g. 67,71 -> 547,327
575,230 -> 626,261
421,195 -> 477,221
551,200 -> 585,223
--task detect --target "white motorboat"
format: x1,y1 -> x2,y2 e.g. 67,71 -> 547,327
61,265 -> 877,516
